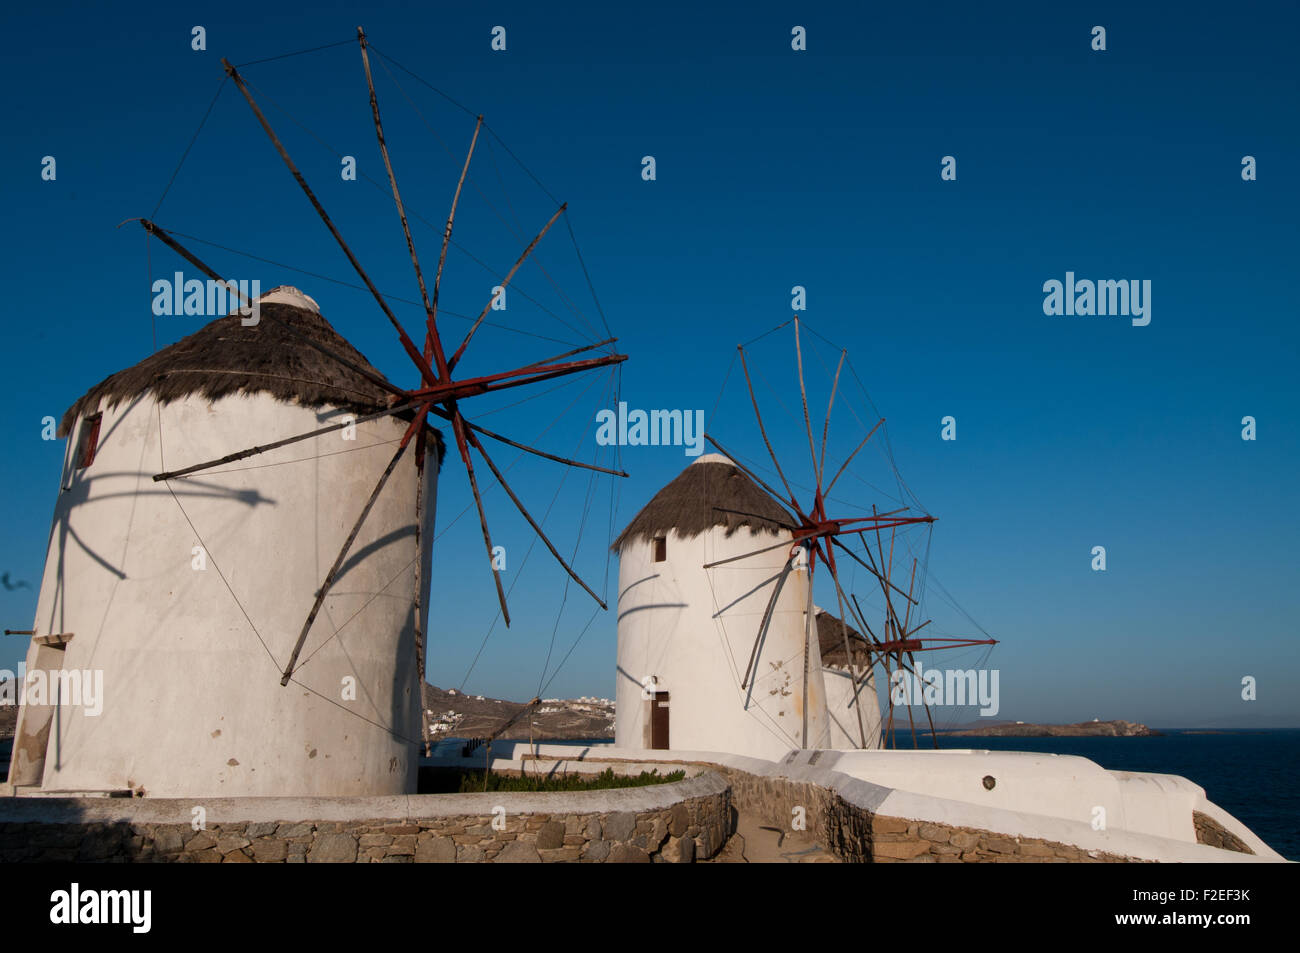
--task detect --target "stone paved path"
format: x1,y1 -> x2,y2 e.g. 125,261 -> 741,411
707,812 -> 837,863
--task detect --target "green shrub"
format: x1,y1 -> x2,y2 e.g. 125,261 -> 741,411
456,767 -> 686,793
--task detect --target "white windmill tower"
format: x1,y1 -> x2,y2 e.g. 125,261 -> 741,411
815,608 -> 883,749
612,454 -> 829,759
8,288 -> 441,797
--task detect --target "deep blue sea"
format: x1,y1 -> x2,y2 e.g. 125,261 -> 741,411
933,730 -> 1299,861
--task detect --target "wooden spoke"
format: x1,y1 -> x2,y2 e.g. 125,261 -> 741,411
793,317 -> 821,494
137,219 -> 252,309
844,590 -> 880,646
905,619 -> 934,639
740,552 -> 797,691
848,590 -> 892,745
818,541 -> 869,748
448,202 -> 568,372
702,529 -> 820,571
222,59 -> 438,388
902,661 -> 919,748
851,582 -> 938,751
830,536 -> 918,605
357,27 -> 450,379
413,352 -> 626,403
901,557 -> 918,636
824,417 -> 885,498
887,521 -> 896,580
448,408 -> 511,626
280,437 -> 412,685
818,548 -> 878,734
431,115 -> 483,356
460,422 -> 607,610
137,220 -> 407,401
908,649 -> 939,749
842,589 -> 941,754
873,523 -> 917,748
899,555 -> 924,749
738,348 -> 802,514
709,506 -> 797,530
427,405 -> 627,477
819,349 -> 846,491
516,337 -> 618,371
704,433 -> 807,524
154,398 -> 424,482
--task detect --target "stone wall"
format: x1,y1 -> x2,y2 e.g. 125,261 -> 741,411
712,763 -> 1144,863
0,760 -> 1255,863
1193,811 -> 1252,855
867,816 -> 1148,863
0,773 -> 730,863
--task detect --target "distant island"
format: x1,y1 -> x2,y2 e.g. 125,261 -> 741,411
938,720 -> 1162,738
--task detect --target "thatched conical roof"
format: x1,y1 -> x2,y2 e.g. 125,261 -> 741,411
817,608 -> 872,668
61,288 -> 443,464
613,454 -> 794,550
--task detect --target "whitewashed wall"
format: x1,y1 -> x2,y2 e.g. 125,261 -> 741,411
13,388 -> 434,798
823,665 -> 882,749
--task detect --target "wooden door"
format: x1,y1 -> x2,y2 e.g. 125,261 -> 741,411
650,692 -> 670,749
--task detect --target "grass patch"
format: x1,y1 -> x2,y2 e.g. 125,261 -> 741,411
420,767 -> 685,793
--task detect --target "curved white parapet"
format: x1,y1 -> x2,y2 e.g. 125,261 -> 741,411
814,749 -> 1280,857
470,742 -> 1285,863
828,749 -> 1200,841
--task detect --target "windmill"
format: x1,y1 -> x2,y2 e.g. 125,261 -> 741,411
2,28 -> 626,798
131,27 -> 624,691
71,27 -> 629,774
703,316 -> 996,750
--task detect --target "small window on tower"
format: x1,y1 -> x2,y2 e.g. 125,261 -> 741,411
74,413 -> 102,469
653,536 -> 667,562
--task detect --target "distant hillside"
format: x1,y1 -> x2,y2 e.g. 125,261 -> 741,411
939,719 -> 1161,738
422,683 -> 614,742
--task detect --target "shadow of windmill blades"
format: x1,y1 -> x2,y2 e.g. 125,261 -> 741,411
615,602 -> 687,623
65,525 -> 127,580
614,665 -> 646,692
326,524 -> 418,591
62,471 -> 277,508
49,475 -> 279,586
618,572 -> 661,602
711,568 -> 786,618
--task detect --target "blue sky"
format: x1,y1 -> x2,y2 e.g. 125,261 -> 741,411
1,1 -> 1296,727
